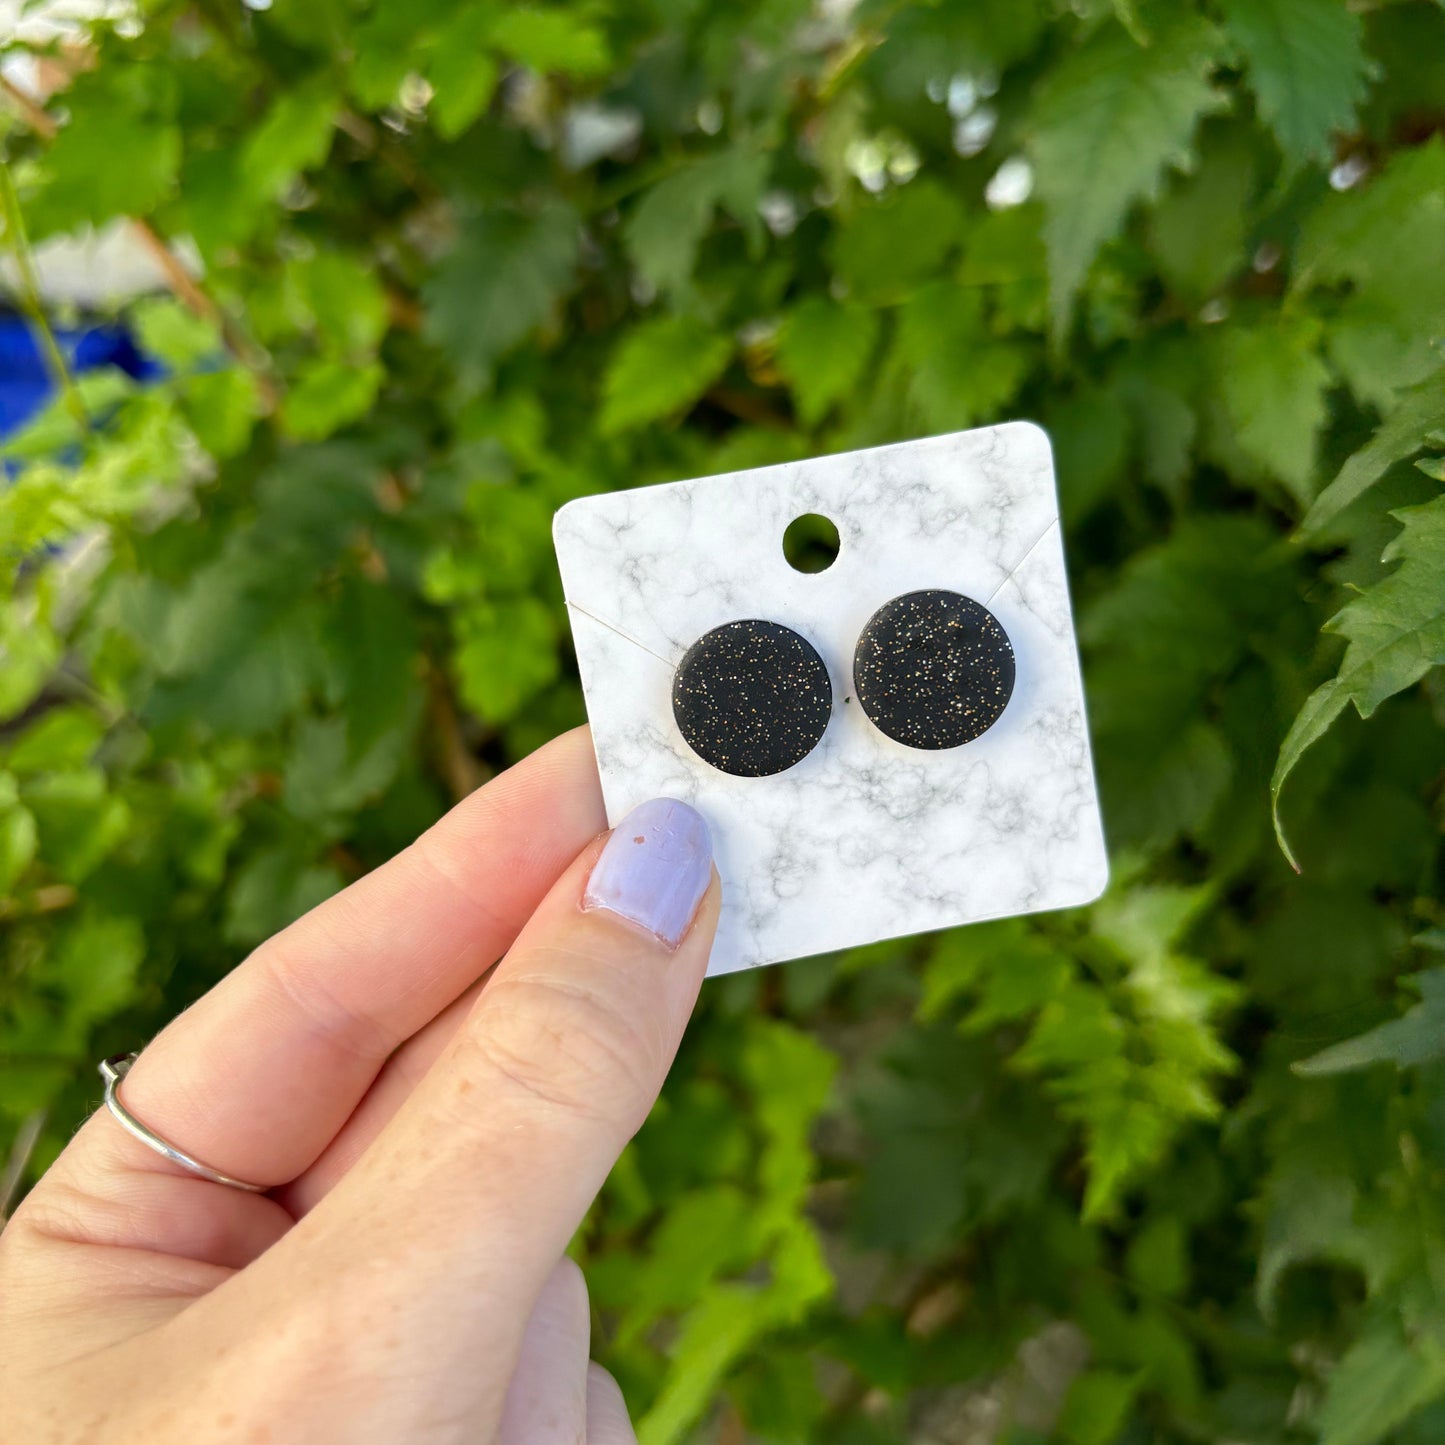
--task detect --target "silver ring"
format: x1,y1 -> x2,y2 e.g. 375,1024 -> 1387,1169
98,1053 -> 269,1193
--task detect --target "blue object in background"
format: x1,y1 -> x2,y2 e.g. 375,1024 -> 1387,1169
0,313 -> 163,440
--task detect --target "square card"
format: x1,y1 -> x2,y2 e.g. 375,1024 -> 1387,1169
552,422 -> 1108,975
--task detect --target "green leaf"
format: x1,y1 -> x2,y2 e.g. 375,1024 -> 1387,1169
1145,128 -> 1256,301
1315,1323 -> 1445,1445
1058,1370 -> 1140,1445
1014,885 -> 1236,1219
1092,881 -> 1216,966
23,68 -> 180,233
864,0 -> 1045,100
281,359 -> 385,442
1295,141 -> 1445,413
240,78 -> 339,201
131,298 -> 225,370
1030,15 -> 1225,340
151,552 -> 332,737
1295,971 -> 1445,1075
774,298 -> 879,427
292,252 -> 391,357
894,282 -> 1033,432
613,1185 -> 758,1336
741,1018 -> 837,1159
1217,316 -> 1332,505
282,714 -> 407,830
1326,298 -> 1445,413
489,7 -> 611,75
322,578 -> 424,760
1106,720 -> 1233,853
428,43 -> 499,140
1255,1166 -> 1371,1320
1111,0 -> 1150,46
1301,365 -> 1445,536
5,708 -> 104,774
625,147 -> 770,295
454,596 -> 559,722
1220,0 -> 1372,169
0,796 -> 37,894
636,1255 -> 826,1445
182,368 -> 263,460
1316,495 -> 1445,715
223,844 -> 345,946
1044,386 -> 1131,523
346,0 -> 439,109
1083,516 -> 1292,858
634,1020 -> 835,1445
423,204 -> 580,376
852,1027 -> 1059,1253
1269,677 -> 1347,871
828,178 -> 968,302
920,918 -> 1067,1024
865,0 -> 1045,96
51,913 -> 145,1024
1127,1215 -> 1190,1299
1296,139 -> 1445,317
959,202 -> 1048,286
1274,495 -> 1445,865
1115,340 -> 1200,497
24,771 -> 131,884
598,315 -> 733,434
0,614 -> 60,722
261,0 -> 352,50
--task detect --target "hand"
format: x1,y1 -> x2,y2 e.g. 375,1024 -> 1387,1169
0,728 -> 719,1443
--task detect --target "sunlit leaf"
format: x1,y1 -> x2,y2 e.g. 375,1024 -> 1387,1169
1030,15 -> 1225,339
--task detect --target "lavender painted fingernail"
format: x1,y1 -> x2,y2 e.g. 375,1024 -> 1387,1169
582,798 -> 712,949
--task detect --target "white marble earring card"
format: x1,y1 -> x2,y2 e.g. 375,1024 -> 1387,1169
552,422 -> 1108,976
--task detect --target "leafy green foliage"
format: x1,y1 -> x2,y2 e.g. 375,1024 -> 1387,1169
1273,492 -> 1445,864
1302,364 -> 1445,534
1217,315 -> 1332,504
423,204 -> 581,379
1295,141 -> 1445,409
1296,969 -> 1445,1075
625,146 -> 769,297
1029,14 -> 1225,338
20,65 -> 180,233
600,316 -> 734,434
2,2 -> 1442,1442
1315,1325 -> 1445,1445
1221,0 -> 1372,169
775,299 -> 880,426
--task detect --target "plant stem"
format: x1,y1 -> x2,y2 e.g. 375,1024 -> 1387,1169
0,66 -> 280,410
0,160 -> 90,434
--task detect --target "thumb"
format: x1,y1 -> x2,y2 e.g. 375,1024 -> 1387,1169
214,799 -> 717,1433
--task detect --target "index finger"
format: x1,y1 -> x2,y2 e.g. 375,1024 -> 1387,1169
61,727 -> 606,1196
207,800 -> 719,1432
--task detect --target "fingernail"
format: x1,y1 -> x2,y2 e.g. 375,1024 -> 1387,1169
582,798 -> 713,949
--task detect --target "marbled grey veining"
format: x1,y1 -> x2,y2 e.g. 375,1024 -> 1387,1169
553,422 -> 1109,975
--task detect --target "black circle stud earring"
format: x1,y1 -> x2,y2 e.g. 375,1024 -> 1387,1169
672,619 -> 833,777
852,589 -> 1015,749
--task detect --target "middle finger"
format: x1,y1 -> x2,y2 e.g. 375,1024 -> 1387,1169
62,729 -> 604,1206
274,975 -> 486,1215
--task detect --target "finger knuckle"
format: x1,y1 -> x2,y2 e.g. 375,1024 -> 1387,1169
465,961 -> 663,1132
253,926 -> 394,1069
14,1172 -> 237,1269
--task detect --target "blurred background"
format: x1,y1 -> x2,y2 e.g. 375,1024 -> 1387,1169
1,0 -> 1442,1441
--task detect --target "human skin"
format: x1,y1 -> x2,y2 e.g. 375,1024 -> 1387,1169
0,727 -> 720,1443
